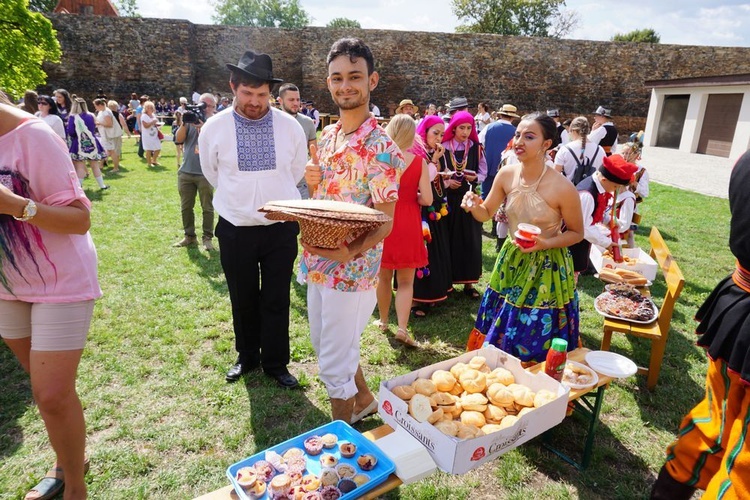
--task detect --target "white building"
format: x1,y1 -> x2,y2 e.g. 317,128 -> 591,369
643,74 -> 750,160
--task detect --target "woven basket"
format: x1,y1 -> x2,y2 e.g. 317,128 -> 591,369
259,200 -> 391,249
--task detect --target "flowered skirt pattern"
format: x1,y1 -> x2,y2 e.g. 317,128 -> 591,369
474,239 -> 579,363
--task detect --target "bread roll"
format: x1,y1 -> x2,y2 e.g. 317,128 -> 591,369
484,404 -> 508,424
534,389 -> 557,408
411,378 -> 437,396
448,381 -> 464,396
518,407 -> 535,418
408,394 -> 433,422
461,393 -> 488,412
499,415 -> 519,430
427,407 -> 444,424
434,419 -> 458,437
391,384 -> 416,401
449,362 -> 469,379
468,356 -> 487,370
459,369 -> 487,394
431,370 -> 457,392
486,367 -> 515,387
460,410 -> 486,428
456,422 -> 484,440
481,424 -> 505,435
487,383 -> 514,406
507,383 -> 535,407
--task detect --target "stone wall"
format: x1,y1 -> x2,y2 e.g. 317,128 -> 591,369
43,15 -> 750,134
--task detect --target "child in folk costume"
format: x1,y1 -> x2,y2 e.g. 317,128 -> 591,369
440,111 -> 487,299
568,154 -> 639,276
411,115 -> 453,316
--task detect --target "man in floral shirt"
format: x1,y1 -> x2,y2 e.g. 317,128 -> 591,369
300,37 -> 404,423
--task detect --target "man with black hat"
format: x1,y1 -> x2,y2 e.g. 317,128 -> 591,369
568,154 -> 638,275
444,96 -> 469,124
547,108 -> 564,148
199,50 -> 307,388
590,105 -> 618,156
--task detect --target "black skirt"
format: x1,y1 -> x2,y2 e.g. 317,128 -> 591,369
413,183 -> 453,303
446,180 -> 482,284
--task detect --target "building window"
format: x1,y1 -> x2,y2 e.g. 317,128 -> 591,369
80,5 -> 94,15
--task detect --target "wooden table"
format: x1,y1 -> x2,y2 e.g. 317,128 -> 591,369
527,347 -> 615,469
196,348 -> 613,497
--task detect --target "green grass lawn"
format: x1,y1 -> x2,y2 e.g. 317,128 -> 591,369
0,138 -> 733,499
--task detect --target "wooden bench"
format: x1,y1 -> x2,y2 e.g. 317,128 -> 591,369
600,226 -> 685,389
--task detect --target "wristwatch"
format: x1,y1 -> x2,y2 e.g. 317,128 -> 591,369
13,198 -> 37,222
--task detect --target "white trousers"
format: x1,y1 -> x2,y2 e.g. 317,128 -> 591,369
307,283 -> 377,400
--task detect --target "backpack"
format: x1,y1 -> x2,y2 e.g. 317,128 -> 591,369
74,115 -> 99,160
564,145 -> 599,185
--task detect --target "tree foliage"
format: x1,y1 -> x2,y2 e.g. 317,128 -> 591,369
116,0 -> 141,17
212,0 -> 311,28
327,17 -> 361,29
452,0 -> 575,38
27,0 -> 57,12
0,0 -> 61,98
612,28 -> 660,43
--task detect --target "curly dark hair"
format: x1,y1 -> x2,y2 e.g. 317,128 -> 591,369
327,37 -> 375,75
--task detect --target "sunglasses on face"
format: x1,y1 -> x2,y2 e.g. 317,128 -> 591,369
38,101 -> 49,105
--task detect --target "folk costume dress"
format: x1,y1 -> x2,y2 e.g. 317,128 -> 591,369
442,111 -> 487,286
472,166 -> 579,363
412,150 -> 452,304
381,155 -> 428,270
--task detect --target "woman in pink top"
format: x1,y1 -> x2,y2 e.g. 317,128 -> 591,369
0,94 -> 101,500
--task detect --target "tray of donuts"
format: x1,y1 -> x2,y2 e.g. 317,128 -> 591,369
226,420 -> 395,500
378,346 -> 569,474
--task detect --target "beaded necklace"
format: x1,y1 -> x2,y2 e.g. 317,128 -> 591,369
449,139 -> 469,174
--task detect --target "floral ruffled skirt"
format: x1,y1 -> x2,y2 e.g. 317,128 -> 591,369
473,239 -> 579,362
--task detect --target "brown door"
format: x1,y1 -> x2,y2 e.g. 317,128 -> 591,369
697,93 -> 743,157
656,95 -> 690,149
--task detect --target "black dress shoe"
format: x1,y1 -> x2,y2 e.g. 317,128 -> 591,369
225,362 -> 256,382
266,371 -> 299,389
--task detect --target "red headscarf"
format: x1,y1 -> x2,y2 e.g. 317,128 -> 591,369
443,110 -> 479,144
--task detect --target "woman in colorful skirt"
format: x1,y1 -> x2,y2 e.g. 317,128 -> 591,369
441,111 -> 487,299
411,115 -> 452,316
462,112 -> 583,363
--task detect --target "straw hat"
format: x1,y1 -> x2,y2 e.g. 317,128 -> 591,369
498,104 -> 520,118
258,199 -> 391,249
396,99 -> 418,114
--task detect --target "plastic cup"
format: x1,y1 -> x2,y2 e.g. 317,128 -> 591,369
514,231 -> 535,249
517,223 -> 541,240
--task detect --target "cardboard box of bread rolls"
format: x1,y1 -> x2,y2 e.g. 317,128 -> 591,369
378,346 -> 568,474
590,246 -> 658,281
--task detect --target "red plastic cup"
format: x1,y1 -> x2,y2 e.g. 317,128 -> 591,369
517,223 -> 541,240
514,230 -> 535,249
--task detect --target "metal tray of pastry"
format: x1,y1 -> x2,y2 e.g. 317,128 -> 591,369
226,419 -> 396,499
594,292 -> 658,324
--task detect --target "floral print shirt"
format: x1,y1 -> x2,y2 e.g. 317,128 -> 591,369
299,116 -> 404,292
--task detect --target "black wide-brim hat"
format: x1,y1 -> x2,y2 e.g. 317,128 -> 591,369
226,50 -> 283,83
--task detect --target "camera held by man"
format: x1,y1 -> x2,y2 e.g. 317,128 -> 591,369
182,102 -> 207,124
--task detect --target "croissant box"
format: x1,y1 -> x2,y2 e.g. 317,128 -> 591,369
377,346 -> 568,475
590,246 -> 658,282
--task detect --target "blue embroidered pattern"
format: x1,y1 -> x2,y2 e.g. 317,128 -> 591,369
233,110 -> 276,172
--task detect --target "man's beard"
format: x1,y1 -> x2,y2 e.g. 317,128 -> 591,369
282,103 -> 298,115
333,92 -> 369,111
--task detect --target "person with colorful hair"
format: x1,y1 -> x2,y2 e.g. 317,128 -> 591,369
462,112 -> 582,362
0,93 -> 101,500
374,114 -> 432,346
441,110 -> 487,299
650,150 -> 750,500
411,115 -> 452,316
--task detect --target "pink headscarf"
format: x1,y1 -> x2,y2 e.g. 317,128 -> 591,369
413,115 -> 444,160
443,110 -> 479,144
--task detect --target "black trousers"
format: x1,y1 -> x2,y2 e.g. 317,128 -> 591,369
216,217 -> 299,375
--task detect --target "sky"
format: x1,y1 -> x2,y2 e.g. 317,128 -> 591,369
134,0 -> 750,47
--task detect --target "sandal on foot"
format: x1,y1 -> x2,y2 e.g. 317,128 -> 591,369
372,319 -> 389,332
350,399 -> 379,424
411,306 -> 427,318
25,458 -> 91,500
464,287 -> 480,300
395,328 -> 419,348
